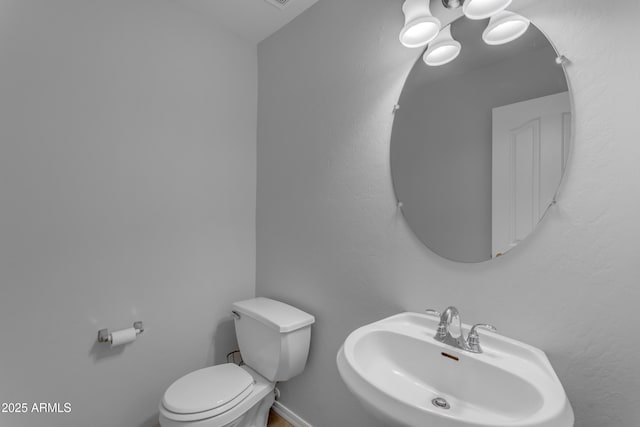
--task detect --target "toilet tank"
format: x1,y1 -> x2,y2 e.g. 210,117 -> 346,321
232,298 -> 315,382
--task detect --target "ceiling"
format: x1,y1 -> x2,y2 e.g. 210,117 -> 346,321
178,0 -> 319,44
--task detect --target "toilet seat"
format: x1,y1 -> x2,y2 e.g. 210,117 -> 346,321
161,364 -> 255,423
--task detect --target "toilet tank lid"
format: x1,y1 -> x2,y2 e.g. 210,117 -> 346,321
232,298 -> 315,333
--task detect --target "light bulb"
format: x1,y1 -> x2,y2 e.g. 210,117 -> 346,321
399,0 -> 441,48
482,11 -> 530,45
423,25 -> 461,66
463,0 -> 512,20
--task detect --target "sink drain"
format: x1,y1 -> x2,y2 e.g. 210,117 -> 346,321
432,397 -> 450,409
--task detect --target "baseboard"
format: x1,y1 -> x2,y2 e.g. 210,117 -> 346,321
272,401 -> 313,427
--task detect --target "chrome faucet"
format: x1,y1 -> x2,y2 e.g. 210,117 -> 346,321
425,307 -> 496,354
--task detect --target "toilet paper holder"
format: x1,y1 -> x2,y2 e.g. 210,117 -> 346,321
97,321 -> 144,344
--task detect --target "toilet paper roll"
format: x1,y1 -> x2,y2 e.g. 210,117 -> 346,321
110,327 -> 137,347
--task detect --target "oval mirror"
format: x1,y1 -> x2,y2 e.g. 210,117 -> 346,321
391,15 -> 572,263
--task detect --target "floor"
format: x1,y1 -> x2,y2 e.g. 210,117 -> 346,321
267,409 -> 295,427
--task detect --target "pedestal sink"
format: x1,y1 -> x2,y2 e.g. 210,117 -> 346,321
336,312 -> 574,427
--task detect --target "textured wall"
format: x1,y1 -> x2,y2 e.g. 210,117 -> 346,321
0,1 -> 256,426
257,0 -> 640,426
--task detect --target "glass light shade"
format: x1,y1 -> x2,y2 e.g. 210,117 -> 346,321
399,0 -> 441,48
463,0 -> 512,20
423,25 -> 461,66
482,11 -> 530,45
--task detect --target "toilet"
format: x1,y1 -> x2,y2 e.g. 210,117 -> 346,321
159,297 -> 315,427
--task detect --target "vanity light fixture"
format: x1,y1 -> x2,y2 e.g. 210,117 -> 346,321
401,1 -> 530,66
423,25 -> 461,66
399,0 -> 441,48
482,11 -> 530,45
461,0 -> 512,20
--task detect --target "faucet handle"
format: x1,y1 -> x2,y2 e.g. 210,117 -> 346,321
466,323 -> 496,353
425,309 -> 441,318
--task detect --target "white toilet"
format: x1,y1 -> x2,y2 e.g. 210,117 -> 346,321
159,297 -> 315,427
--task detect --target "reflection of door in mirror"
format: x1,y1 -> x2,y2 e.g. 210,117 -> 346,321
492,92 -> 571,258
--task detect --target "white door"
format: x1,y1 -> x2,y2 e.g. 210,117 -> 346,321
492,92 -> 571,258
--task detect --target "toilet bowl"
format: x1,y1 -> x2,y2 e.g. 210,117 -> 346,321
159,365 -> 274,427
159,298 -> 314,427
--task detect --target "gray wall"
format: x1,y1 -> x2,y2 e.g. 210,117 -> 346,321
257,0 -> 640,426
0,1 -> 256,426
392,35 -> 567,262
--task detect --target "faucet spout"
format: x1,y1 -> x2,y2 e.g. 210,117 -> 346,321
435,306 -> 466,349
439,306 -> 462,338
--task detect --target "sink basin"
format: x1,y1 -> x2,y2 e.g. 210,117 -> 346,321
336,312 -> 573,427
